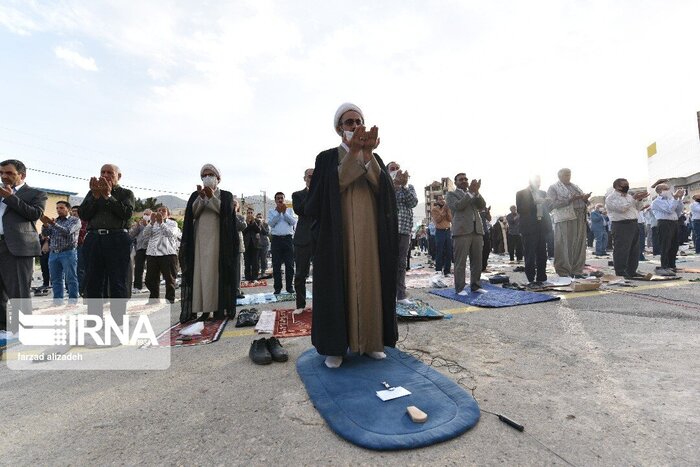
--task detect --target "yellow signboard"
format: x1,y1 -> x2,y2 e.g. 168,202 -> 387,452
647,142 -> 657,158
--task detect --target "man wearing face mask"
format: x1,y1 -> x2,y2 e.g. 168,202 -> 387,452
306,102 -> 398,369
547,168 -> 591,278
650,183 -> 685,276
268,192 -> 297,295
605,178 -> 649,278
446,173 -> 487,295
387,161 -> 418,305
590,203 -> 608,257
129,208 -> 153,293
179,164 -> 238,322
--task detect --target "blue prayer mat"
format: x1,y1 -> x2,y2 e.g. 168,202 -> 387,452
297,347 -> 480,450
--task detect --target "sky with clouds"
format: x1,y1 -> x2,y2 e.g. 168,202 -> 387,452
1,0 -> 699,216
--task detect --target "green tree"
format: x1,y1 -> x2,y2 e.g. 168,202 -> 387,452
134,197 -> 159,212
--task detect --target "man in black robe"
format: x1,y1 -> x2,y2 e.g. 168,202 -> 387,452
306,103 -> 398,367
179,165 -> 238,322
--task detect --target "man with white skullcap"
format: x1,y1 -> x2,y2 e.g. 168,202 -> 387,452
179,164 -> 238,322
306,103 -> 399,369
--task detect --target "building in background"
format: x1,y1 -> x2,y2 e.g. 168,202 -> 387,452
36,188 -> 78,218
647,110 -> 700,203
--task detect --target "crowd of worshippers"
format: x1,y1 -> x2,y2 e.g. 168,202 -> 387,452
1,102 -> 699,365
421,169 -> 698,289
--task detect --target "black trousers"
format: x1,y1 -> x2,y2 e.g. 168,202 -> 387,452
521,230 -> 548,283
133,248 -> 147,289
145,254 -> 178,302
294,242 -> 314,309
244,247 -> 259,281
83,231 -> 131,322
258,245 -> 269,276
651,226 -> 660,255
40,251 -> 50,286
481,230 -> 491,271
0,240 -> 33,332
611,220 -> 639,276
657,220 -> 679,269
507,233 -> 523,261
271,235 -> 294,292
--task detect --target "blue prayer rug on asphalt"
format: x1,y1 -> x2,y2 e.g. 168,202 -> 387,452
297,347 -> 480,450
430,282 -> 560,307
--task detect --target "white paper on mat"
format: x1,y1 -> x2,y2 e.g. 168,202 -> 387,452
376,386 -> 411,401
255,310 -> 276,334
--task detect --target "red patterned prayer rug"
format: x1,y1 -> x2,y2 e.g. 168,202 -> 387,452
153,318 -> 228,347
273,308 -> 312,338
240,279 -> 268,288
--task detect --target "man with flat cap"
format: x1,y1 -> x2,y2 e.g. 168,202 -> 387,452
306,103 -> 398,369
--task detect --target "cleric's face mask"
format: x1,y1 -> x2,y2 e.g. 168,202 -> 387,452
201,175 -> 218,189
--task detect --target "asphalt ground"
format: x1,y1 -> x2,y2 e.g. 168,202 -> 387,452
2,248 -> 699,466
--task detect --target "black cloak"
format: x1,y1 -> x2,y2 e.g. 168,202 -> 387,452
306,147 -> 399,356
179,190 -> 238,322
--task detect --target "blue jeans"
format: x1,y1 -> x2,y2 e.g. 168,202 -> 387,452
593,229 -> 608,256
434,229 -> 453,273
49,249 -> 79,300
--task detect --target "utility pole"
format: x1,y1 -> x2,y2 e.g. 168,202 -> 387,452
261,190 -> 267,221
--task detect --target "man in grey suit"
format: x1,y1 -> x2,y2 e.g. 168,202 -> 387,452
0,159 -> 47,338
446,173 -> 487,295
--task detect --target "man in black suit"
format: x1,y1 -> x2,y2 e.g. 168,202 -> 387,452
516,175 -> 551,286
0,159 -> 47,338
292,168 -> 315,313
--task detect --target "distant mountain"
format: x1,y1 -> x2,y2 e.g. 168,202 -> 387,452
154,195 -> 188,210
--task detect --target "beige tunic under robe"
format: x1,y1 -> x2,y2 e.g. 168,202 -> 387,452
338,145 -> 384,353
192,190 -> 221,313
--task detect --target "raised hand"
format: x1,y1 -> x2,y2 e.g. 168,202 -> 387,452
154,212 -> 163,224
348,126 -> 365,155
102,177 -> 113,198
196,184 -> 205,198
203,186 -> 214,198
89,177 -> 101,197
673,188 -> 685,199
633,191 -> 649,201
468,179 -> 480,194
364,126 -> 379,152
40,215 -> 54,225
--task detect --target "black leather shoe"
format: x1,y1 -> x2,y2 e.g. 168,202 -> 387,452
266,337 -> 289,362
249,338 -> 272,365
286,288 -> 295,294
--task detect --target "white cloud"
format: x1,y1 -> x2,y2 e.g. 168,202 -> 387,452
0,4 -> 38,35
54,46 -> 98,71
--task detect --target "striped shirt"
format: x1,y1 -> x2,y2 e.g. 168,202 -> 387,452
144,219 -> 181,256
42,215 -> 81,252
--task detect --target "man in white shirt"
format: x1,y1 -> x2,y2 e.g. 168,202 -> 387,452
604,178 -> 648,278
143,206 -> 181,303
650,183 -> 685,276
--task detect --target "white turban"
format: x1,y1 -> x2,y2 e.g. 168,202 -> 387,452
200,163 -> 221,179
333,102 -> 364,135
